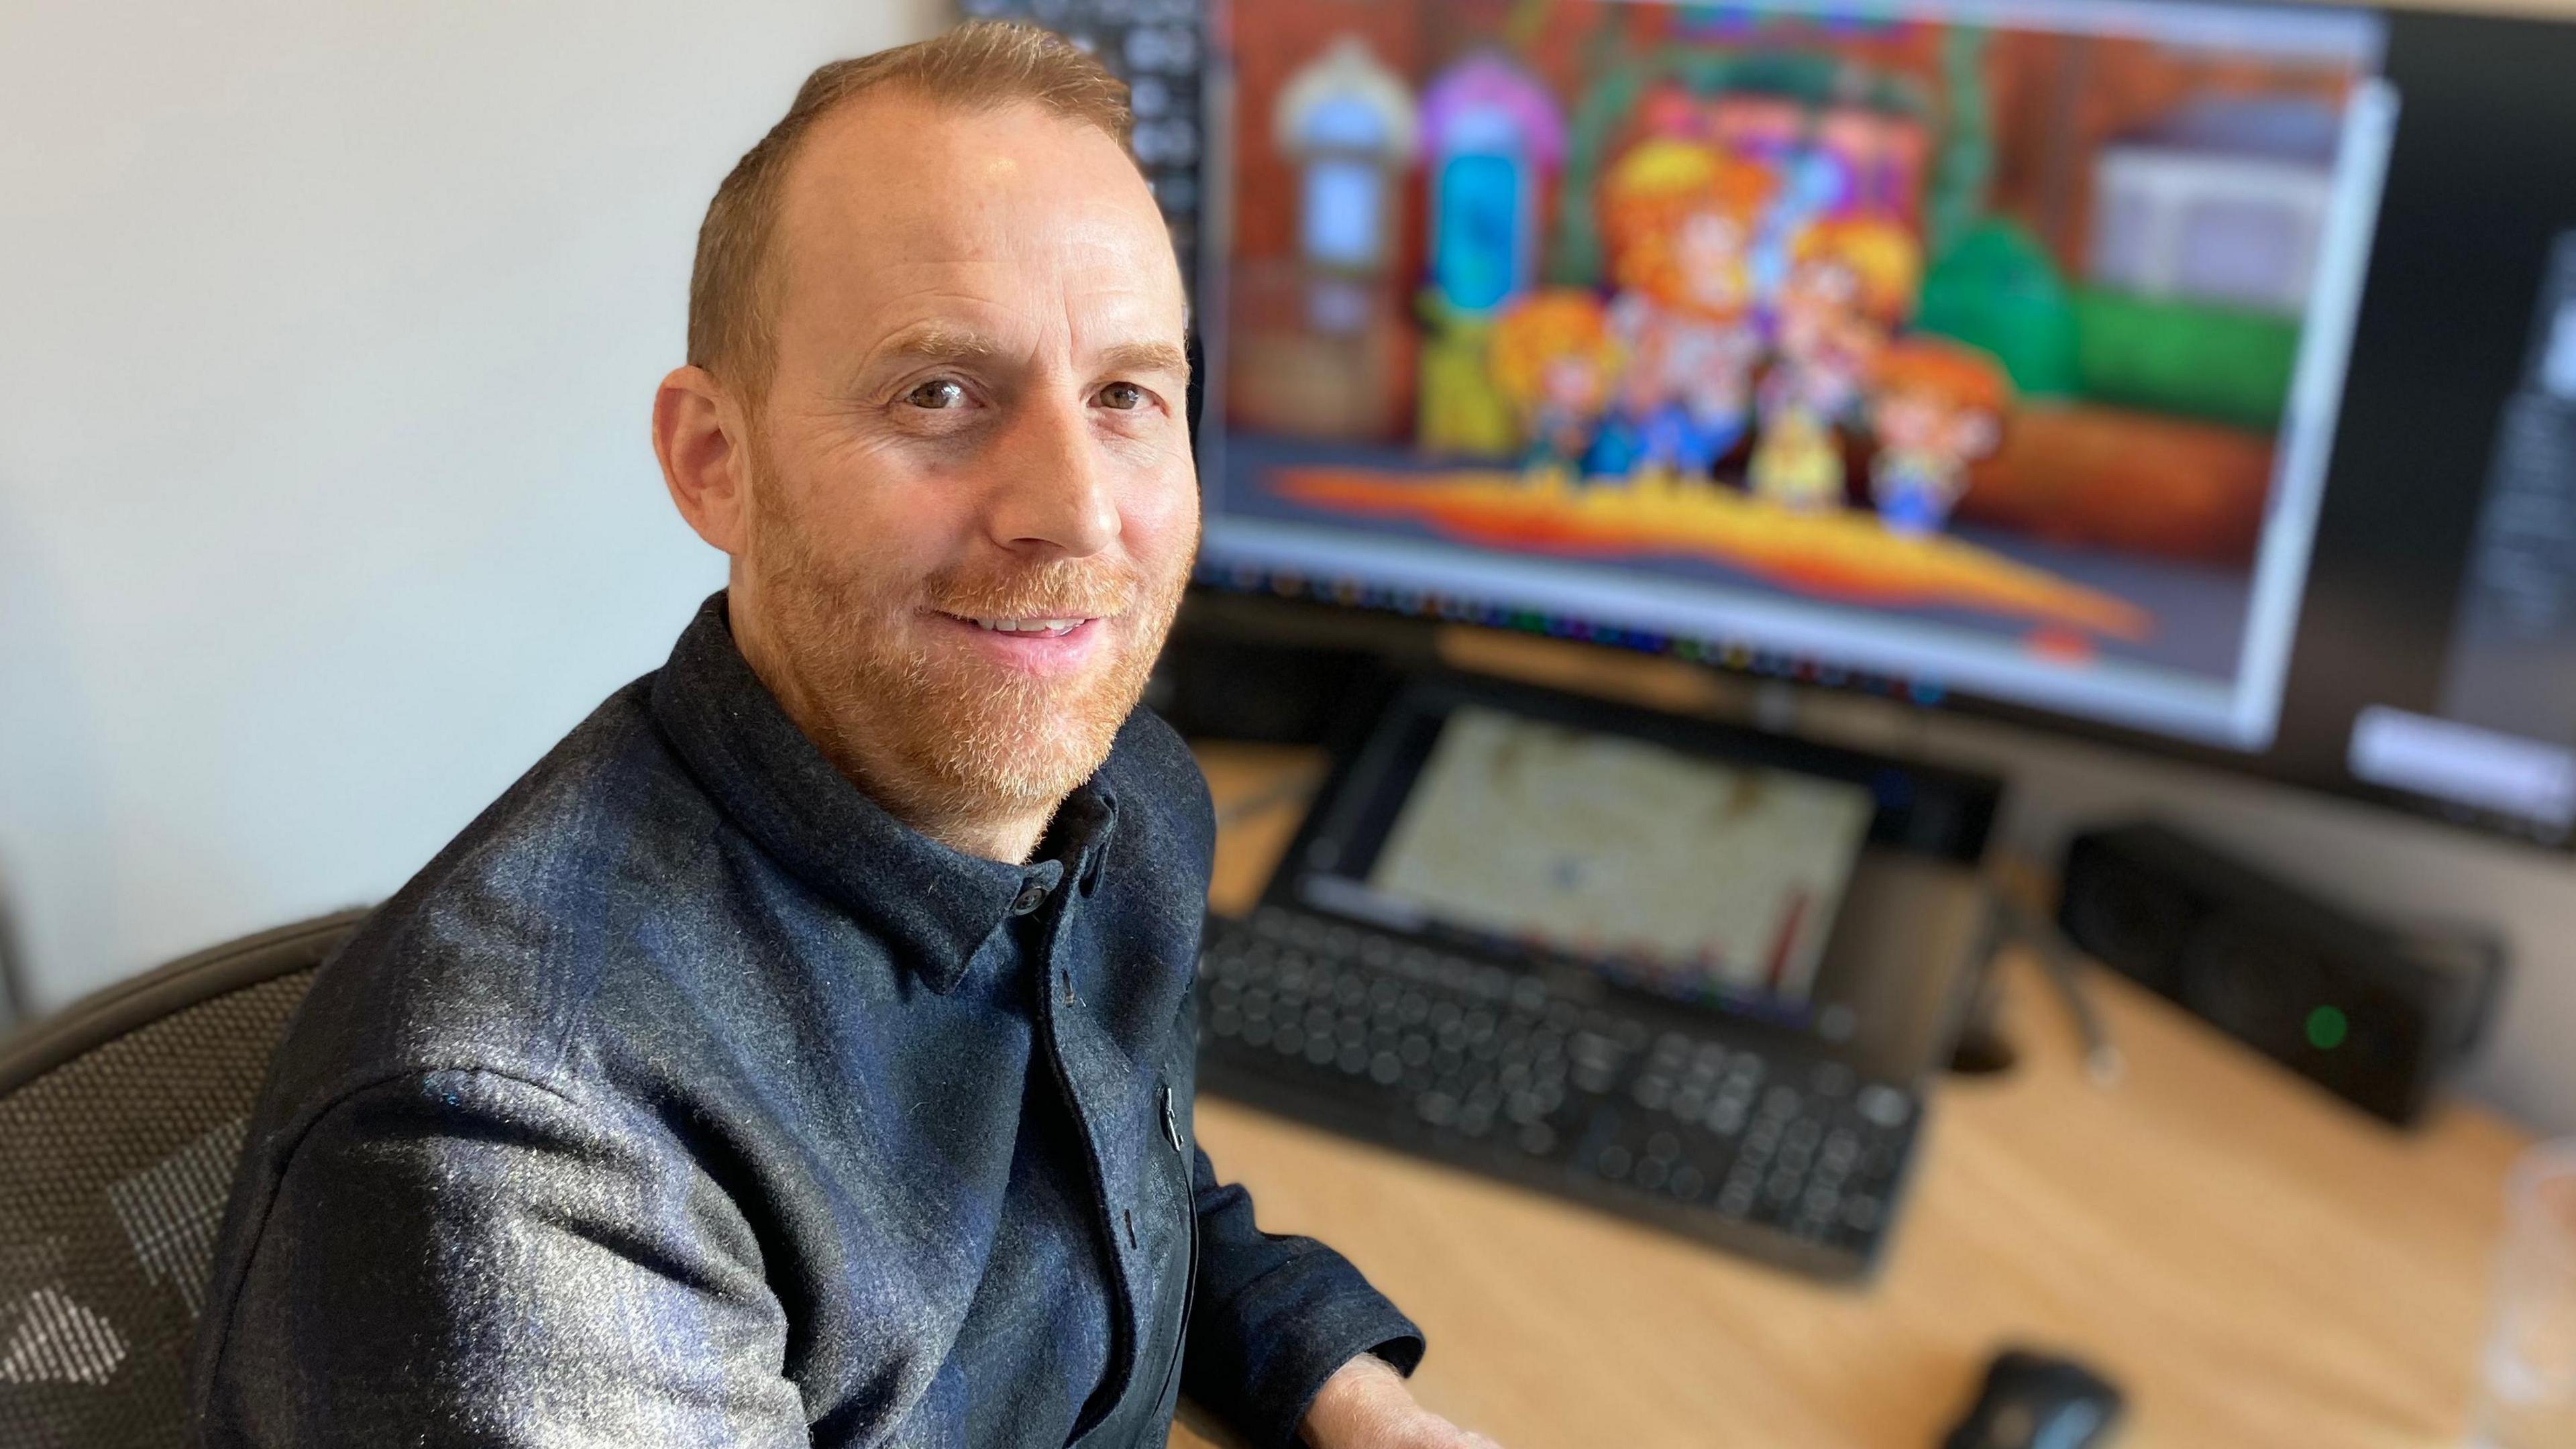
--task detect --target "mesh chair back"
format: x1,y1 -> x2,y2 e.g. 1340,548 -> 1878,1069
0,912 -> 365,1449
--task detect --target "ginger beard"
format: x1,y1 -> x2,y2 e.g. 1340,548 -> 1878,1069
745,438 -> 1194,829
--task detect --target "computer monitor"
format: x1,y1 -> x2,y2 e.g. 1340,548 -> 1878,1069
1185,0 -> 2576,847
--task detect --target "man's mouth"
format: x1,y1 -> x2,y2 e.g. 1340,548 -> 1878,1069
947,614 -> 1099,637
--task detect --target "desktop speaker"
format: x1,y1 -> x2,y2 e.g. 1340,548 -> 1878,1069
2056,823 -> 2504,1126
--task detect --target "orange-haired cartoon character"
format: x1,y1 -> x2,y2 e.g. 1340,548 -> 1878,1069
1751,214 -> 1923,509
1589,140 -> 1777,482
1489,288 -> 1623,483
1774,214 -> 1921,419
1867,337 -> 2012,537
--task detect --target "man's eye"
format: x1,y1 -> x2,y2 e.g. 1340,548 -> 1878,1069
904,378 -> 967,410
1097,381 -> 1146,411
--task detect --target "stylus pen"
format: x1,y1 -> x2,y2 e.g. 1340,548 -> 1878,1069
2032,916 -> 2125,1089
1993,891 -> 2124,1089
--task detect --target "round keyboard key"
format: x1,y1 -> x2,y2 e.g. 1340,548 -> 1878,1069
1517,1122 -> 1556,1157
1370,1051 -> 1403,1084
1597,1145 -> 1633,1179
1857,1085 -> 1911,1129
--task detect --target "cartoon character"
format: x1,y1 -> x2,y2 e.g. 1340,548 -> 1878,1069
1867,337 -> 2012,537
1489,288 -> 1623,484
1772,214 -> 1921,421
1746,400 -> 1845,511
1749,214 -> 1922,508
1591,140 -> 1777,484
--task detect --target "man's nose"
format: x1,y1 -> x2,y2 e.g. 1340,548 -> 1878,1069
981,392 -> 1120,558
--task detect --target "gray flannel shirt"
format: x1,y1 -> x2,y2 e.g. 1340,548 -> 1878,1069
187,592 -> 1422,1448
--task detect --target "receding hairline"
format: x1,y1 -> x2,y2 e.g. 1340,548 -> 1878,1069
686,22 -> 1143,405
775,84 -> 1159,238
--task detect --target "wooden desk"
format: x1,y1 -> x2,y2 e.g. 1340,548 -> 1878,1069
1171,743 -> 2531,1449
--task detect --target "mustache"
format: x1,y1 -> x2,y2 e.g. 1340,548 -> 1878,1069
924,556 -> 1142,621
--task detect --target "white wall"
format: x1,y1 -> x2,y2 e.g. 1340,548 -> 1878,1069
0,0 -> 944,1018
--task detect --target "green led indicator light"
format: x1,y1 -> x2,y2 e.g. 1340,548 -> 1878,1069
2305,1005 -> 2350,1051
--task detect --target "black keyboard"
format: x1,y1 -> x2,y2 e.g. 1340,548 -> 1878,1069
1194,905 -> 1924,1281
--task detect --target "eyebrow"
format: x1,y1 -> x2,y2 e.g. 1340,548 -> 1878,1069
861,323 -> 1189,382
867,321 -> 1001,371
1097,339 -> 1191,381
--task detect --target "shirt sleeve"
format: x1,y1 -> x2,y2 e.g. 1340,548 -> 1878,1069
1179,1145 -> 1426,1449
192,1067 -> 808,1448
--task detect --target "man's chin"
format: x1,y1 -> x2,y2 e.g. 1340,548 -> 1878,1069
903,665 -> 1136,809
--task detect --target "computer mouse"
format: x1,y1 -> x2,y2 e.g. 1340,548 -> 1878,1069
1940,1348 -> 2125,1449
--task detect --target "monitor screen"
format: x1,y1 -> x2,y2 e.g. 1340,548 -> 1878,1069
1176,0 -> 2576,845
1201,0 -> 2392,743
1358,703 -> 1876,1005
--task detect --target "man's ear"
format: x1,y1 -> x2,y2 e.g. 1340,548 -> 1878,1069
653,365 -> 751,556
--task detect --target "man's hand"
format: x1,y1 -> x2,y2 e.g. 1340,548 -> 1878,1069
1297,1353 -> 1501,1448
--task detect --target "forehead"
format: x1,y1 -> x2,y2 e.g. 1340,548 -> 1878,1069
770,93 -> 1185,356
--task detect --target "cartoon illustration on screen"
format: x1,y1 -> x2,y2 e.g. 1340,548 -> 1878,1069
1867,336 -> 2011,536
1584,140 -> 1775,486
1417,54 -> 1568,457
1489,289 -> 1621,484
1218,1 -> 2372,678
1749,214 -> 1920,505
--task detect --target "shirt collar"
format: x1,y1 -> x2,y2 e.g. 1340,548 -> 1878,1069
647,592 -> 1118,993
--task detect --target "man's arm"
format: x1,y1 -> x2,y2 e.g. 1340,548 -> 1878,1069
193,1067 -> 806,1448
1184,1145 -> 1497,1448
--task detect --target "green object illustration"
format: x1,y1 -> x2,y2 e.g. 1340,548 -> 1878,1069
1916,219 -> 2080,397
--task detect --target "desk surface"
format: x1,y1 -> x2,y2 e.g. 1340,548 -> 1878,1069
1169,742 -> 2530,1449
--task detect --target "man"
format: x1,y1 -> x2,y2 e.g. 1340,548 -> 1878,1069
189,23 -> 1495,1449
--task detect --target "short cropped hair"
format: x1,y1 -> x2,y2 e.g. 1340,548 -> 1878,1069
686,22 -> 1134,405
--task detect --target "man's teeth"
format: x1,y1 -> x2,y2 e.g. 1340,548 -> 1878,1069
967,616 -> 1087,637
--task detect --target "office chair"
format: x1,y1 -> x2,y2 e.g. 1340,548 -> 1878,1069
0,910 -> 366,1448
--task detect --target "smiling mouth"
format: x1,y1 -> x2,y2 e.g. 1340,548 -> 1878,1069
942,613 -> 1102,638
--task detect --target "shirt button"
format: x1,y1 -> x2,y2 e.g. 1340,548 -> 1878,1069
1010,881 -> 1049,916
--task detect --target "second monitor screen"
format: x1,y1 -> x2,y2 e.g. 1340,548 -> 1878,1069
1204,0 -> 2393,749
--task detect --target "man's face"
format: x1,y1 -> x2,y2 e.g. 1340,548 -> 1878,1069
735,95 -> 1197,827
